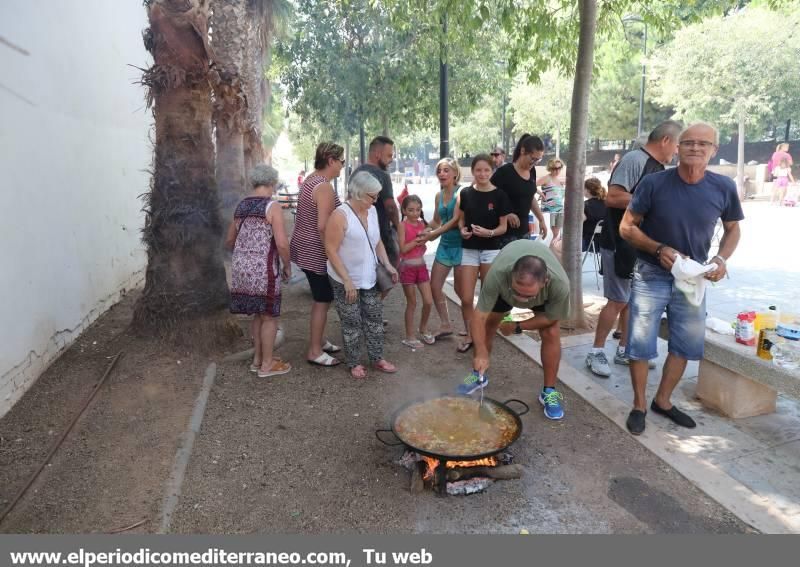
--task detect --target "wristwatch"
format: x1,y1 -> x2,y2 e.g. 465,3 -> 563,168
514,322 -> 523,335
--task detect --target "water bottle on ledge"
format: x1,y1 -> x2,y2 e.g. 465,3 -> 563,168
772,324 -> 800,370
528,213 -> 537,240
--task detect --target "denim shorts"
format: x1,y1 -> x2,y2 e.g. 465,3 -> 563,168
628,261 -> 706,361
600,247 -> 631,303
435,243 -> 462,267
461,248 -> 500,267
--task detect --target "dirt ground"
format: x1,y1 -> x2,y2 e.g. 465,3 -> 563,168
0,279 -> 754,534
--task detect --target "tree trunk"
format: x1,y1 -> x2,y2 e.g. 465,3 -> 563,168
737,107 -> 746,200
134,0 -> 229,329
210,0 -> 248,218
216,115 -> 246,215
382,114 -> 389,137
593,138 -> 600,152
242,0 -> 271,170
562,0 -> 598,328
785,119 -> 791,143
622,139 -> 627,151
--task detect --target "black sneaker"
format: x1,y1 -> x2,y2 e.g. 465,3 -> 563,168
626,409 -> 646,435
650,401 -> 696,428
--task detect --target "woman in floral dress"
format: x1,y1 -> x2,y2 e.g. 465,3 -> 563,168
226,165 -> 292,378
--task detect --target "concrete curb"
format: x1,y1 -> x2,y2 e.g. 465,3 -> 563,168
441,282 -> 793,534
158,362 -> 216,534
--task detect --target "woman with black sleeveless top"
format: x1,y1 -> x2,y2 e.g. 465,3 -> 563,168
489,134 -> 548,245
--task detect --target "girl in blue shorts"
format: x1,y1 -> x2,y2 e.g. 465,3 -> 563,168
425,157 -> 465,339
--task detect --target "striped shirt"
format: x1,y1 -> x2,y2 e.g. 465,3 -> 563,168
290,174 -> 341,274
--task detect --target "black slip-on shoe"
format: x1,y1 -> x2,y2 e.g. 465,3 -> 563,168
650,401 -> 697,428
626,409 -> 646,435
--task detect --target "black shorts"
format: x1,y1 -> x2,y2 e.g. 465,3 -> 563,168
492,296 -> 546,314
303,269 -> 334,303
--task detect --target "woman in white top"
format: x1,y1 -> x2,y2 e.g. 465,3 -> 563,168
326,172 -> 399,379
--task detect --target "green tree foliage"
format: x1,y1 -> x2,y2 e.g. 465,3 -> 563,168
509,68 -> 573,142
649,5 -> 800,138
589,30 -> 673,141
276,0 -> 502,139
450,100 -> 504,156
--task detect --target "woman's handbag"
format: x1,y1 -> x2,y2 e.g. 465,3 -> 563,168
375,263 -> 395,292
346,203 -> 395,292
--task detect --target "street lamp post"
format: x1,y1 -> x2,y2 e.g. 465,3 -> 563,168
623,15 -> 647,139
439,15 -> 449,159
501,93 -> 507,154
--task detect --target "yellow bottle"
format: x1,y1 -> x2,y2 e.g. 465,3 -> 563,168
757,329 -> 777,360
755,306 -> 778,334
756,306 -> 779,360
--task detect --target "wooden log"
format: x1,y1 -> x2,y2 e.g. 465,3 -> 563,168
446,464 -> 524,482
410,462 -> 425,494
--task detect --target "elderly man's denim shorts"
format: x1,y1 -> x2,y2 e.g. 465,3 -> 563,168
627,260 -> 706,361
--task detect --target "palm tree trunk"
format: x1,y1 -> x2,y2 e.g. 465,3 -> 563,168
134,0 -> 229,329
210,0 -> 249,218
562,0 -> 598,328
216,111 -> 246,215
242,0 -> 271,171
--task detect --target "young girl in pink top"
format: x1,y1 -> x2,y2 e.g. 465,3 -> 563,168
398,195 -> 435,349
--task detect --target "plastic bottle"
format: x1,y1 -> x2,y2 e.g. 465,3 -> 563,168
771,328 -> 800,370
754,305 -> 779,334
757,328 -> 778,360
528,213 -> 538,240
756,307 -> 779,359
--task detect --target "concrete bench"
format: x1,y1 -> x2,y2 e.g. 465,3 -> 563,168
660,321 -> 800,418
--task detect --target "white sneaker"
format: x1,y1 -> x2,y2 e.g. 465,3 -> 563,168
585,351 -> 612,377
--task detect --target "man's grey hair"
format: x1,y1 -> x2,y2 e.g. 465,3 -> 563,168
250,164 -> 279,188
511,255 -> 548,284
348,171 -> 382,200
648,120 -> 683,143
680,122 -> 720,145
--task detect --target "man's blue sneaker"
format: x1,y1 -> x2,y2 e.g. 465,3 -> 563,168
456,371 -> 488,395
538,387 -> 564,420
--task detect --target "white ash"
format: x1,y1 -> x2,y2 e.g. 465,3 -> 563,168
447,478 -> 494,495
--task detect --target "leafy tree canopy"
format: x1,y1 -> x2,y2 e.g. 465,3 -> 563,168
649,4 -> 800,139
510,68 -> 573,141
276,0 -> 507,138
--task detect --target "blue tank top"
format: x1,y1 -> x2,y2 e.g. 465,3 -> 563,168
437,187 -> 462,248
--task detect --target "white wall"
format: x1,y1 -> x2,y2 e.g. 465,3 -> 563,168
0,2 -> 152,417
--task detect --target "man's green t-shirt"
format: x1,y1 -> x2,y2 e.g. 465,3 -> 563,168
476,239 -> 570,321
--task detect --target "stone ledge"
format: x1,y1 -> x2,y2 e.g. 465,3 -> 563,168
659,318 -> 800,400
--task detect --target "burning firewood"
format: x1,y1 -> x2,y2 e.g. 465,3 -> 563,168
446,464 -> 524,482
410,462 -> 425,494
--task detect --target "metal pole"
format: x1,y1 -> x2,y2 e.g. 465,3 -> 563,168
439,15 -> 449,158
637,23 -> 647,139
359,122 -> 366,165
501,94 -> 507,155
